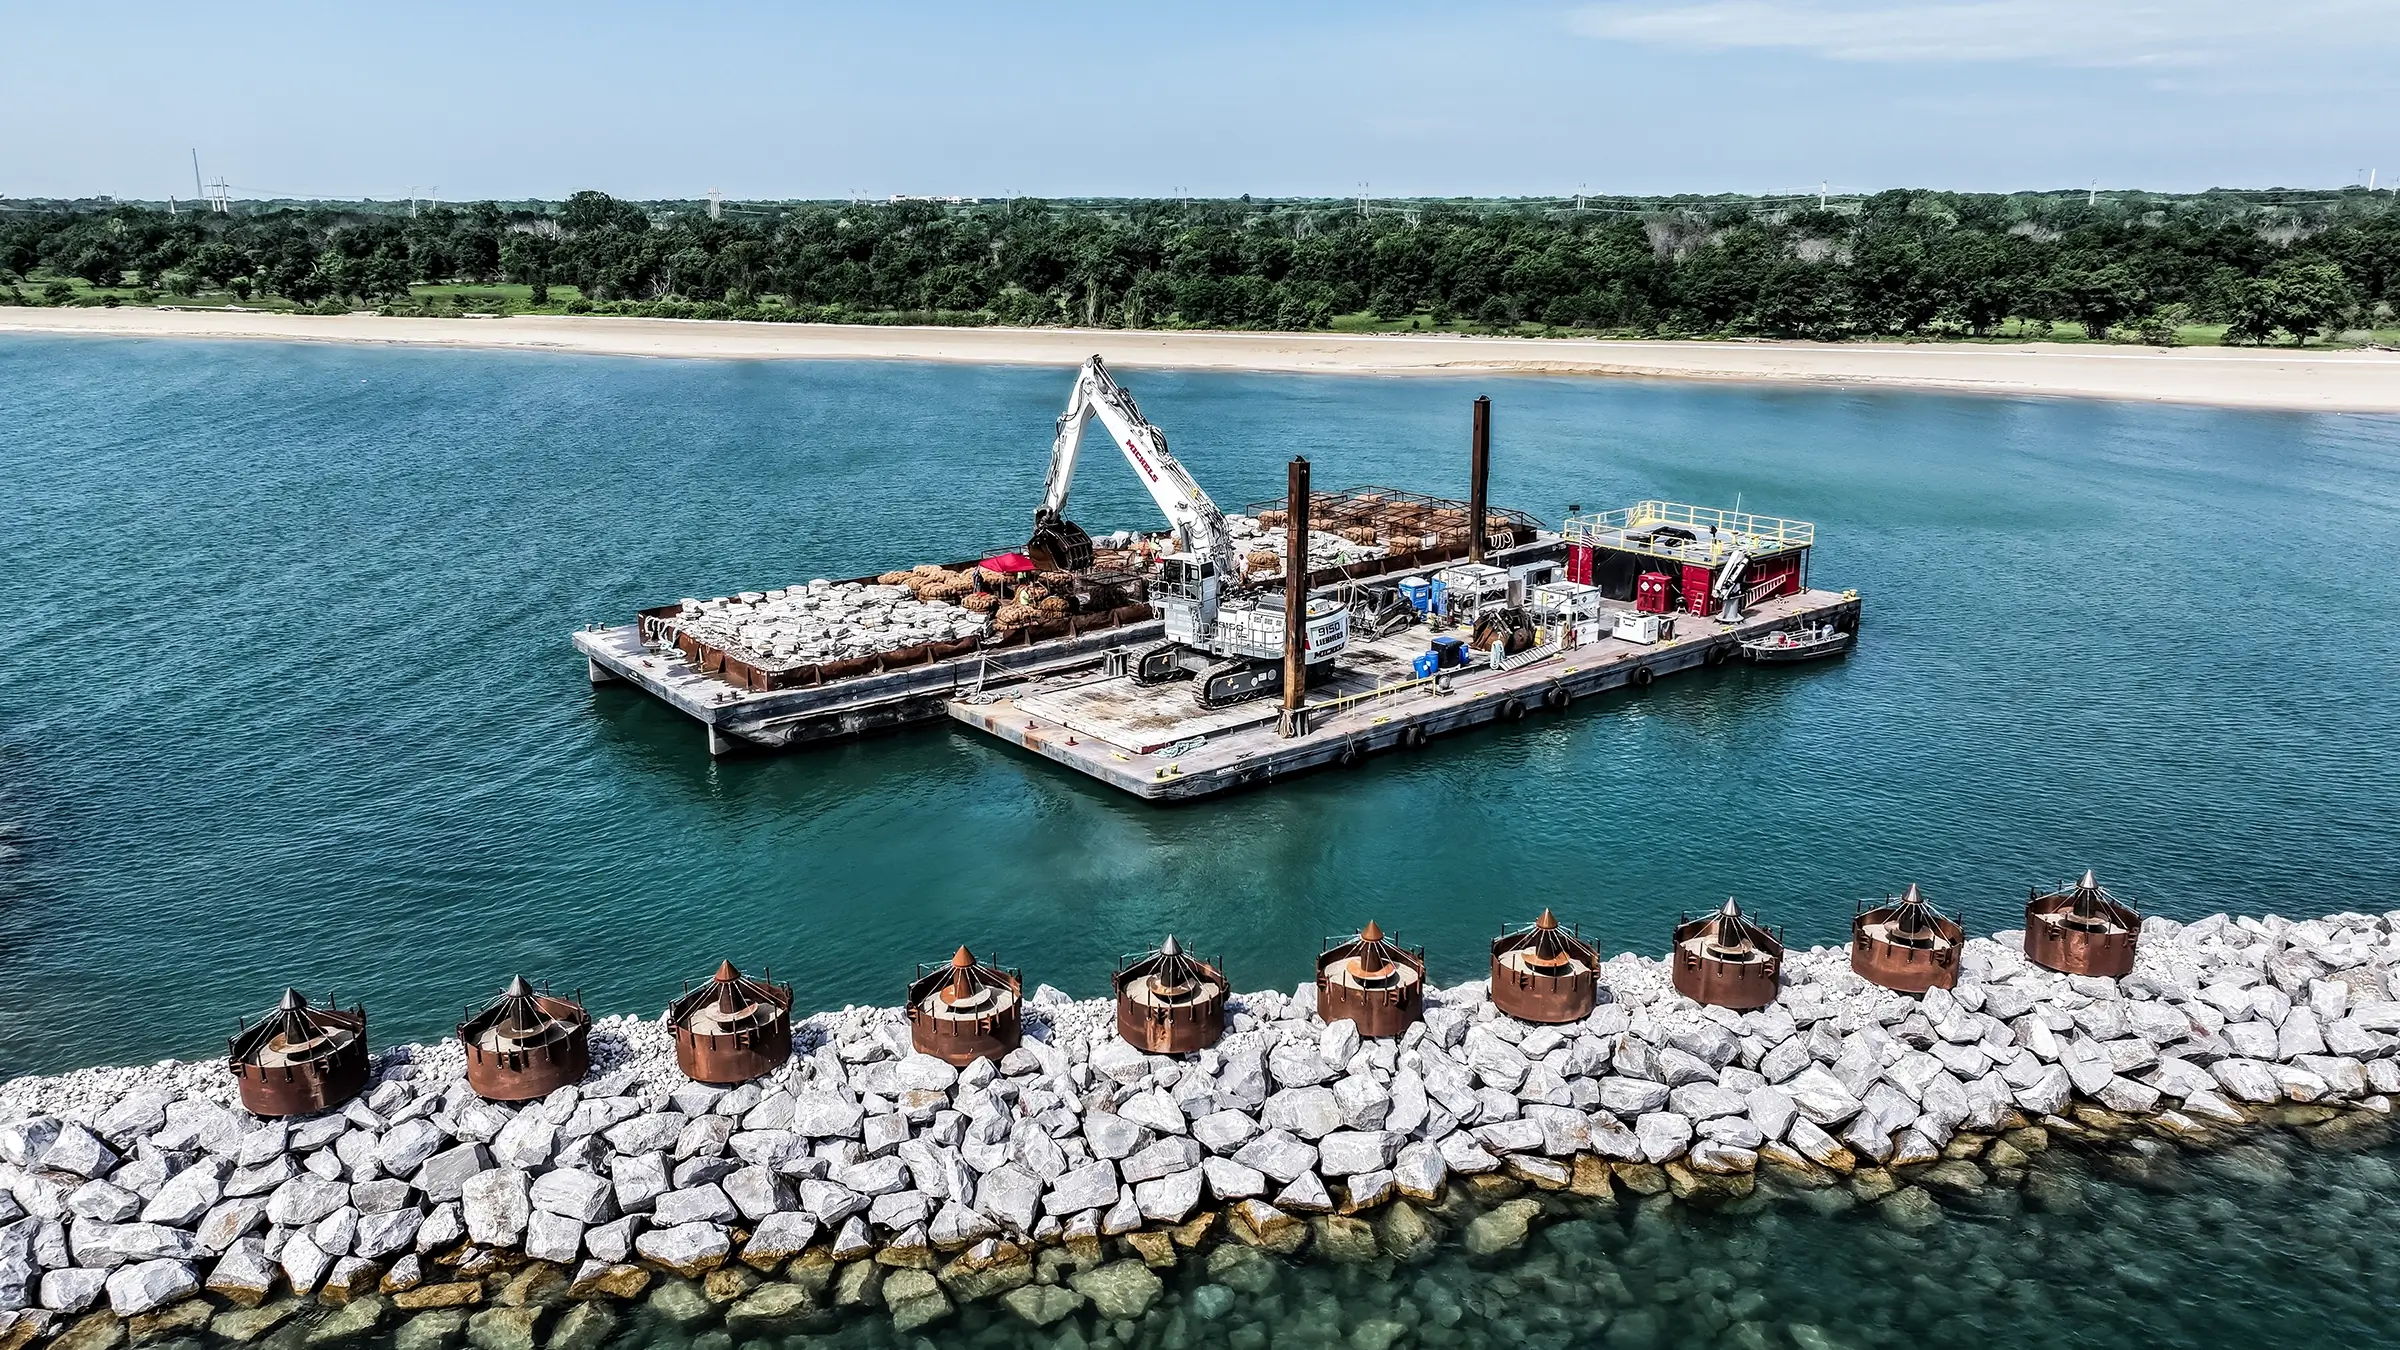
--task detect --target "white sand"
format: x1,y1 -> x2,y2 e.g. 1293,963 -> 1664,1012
4,306 -> 2397,412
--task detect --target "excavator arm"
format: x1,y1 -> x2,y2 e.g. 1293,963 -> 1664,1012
1028,357 -> 1232,580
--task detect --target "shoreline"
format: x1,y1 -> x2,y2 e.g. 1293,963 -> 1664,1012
4,308 -> 2399,412
1,909 -> 2395,1347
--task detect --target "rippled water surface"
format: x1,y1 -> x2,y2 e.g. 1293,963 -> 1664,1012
3,335 -> 2398,1077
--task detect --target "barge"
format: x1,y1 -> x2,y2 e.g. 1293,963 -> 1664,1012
946,576 -> 1860,802
577,357 -> 1559,755
577,511 -> 1560,754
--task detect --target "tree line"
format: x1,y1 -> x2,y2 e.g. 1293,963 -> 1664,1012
5,188 -> 2395,344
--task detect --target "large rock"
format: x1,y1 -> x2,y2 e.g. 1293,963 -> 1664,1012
106,1260 -> 197,1317
139,1162 -> 225,1229
738,1212 -> 817,1270
1082,1113 -> 1147,1161
39,1269 -> 107,1315
1317,1131 -> 1401,1176
266,1176 -> 350,1228
1634,1112 -> 1694,1165
1067,1260 -> 1162,1320
372,1121 -> 447,1179
790,1094 -> 864,1140
972,1166 -> 1041,1235
1232,1130 -> 1317,1185
1261,1087 -> 1343,1140
651,1185 -> 736,1227
632,1223 -> 729,1278
1462,1198 -> 1542,1255
460,1169 -> 531,1246
1045,1161 -> 1118,1216
1134,1169 -> 1204,1223
528,1169 -> 615,1225
205,1239 -> 278,1307
413,1146 -> 491,1205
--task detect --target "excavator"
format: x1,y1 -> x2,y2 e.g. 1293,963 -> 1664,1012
1026,356 -> 1349,709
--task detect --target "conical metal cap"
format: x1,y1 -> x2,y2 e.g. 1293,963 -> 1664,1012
505,975 -> 534,999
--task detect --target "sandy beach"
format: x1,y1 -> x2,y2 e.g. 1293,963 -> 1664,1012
3,305 -> 2396,412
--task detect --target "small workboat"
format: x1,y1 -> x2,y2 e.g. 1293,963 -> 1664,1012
1741,622 -> 1851,663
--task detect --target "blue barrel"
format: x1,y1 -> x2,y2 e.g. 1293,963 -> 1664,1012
1412,652 -> 1440,679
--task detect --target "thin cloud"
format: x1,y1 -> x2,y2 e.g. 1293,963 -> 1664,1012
1569,0 -> 2397,70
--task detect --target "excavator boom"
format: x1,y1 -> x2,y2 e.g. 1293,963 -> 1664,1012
1027,357 -> 1232,584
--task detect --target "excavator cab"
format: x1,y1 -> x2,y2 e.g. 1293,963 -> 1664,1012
1026,507 -> 1094,573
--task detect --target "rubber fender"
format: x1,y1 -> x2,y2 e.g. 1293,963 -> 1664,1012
1631,665 -> 1655,687
1499,697 -> 1526,722
1543,684 -> 1570,710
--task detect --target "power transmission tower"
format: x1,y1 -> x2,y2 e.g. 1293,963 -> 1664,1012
707,188 -> 723,221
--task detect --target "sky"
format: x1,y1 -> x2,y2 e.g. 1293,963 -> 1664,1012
2,0 -> 2391,203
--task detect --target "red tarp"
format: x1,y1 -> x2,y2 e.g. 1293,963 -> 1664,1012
979,552 -> 1040,573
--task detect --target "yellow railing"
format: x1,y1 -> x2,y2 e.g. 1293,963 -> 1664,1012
1564,501 -> 1814,563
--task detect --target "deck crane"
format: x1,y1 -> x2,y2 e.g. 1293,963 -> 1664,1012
1024,356 -> 1349,709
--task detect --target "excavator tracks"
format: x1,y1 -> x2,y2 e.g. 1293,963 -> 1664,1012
1130,639 -> 1186,686
1194,658 -> 1281,710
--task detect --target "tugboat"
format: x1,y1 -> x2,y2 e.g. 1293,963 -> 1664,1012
1740,621 -> 1851,663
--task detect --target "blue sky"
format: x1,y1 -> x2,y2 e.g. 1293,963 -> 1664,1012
4,1 -> 2391,201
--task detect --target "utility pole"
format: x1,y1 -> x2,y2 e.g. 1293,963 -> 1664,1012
1820,181 -> 1827,209
408,186 -> 417,218
192,150 -> 204,204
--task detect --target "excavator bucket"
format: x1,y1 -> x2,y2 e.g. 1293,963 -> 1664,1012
1027,511 -> 1094,573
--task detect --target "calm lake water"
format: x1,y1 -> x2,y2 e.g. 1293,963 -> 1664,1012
3,336 -> 2397,1080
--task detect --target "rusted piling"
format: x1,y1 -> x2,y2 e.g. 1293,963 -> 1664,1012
458,976 -> 590,1101
1852,884 -> 1966,993
2025,869 -> 2140,977
1671,899 -> 1784,1010
669,961 -> 793,1085
909,947 -> 1024,1066
1317,921 -> 1426,1038
1490,910 -> 1601,1023
1114,935 -> 1228,1053
229,990 -> 369,1118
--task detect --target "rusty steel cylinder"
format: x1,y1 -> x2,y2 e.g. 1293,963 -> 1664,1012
1850,884 -> 1965,994
1317,921 -> 1426,1038
669,961 -> 793,1085
229,990 -> 371,1119
1670,899 -> 1784,1010
910,947 -> 1024,1066
1490,910 -> 1601,1024
1114,935 -> 1228,1054
459,976 -> 591,1101
2024,870 -> 2140,978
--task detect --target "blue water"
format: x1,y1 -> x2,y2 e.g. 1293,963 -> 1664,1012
3,335 -> 2397,1079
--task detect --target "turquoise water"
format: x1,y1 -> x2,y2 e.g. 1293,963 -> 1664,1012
3,336 -> 2398,1079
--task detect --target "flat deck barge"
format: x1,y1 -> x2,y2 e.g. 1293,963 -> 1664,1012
945,586 -> 1861,802
575,617 -> 1164,754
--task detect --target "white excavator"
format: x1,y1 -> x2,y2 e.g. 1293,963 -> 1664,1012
1025,356 -> 1349,709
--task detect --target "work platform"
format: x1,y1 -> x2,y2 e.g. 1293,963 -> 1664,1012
945,588 -> 1863,802
575,618 -> 1163,754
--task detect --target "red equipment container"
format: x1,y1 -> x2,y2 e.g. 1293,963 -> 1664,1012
1636,572 -> 1672,614
1567,543 -> 1594,586
1681,563 -> 1717,616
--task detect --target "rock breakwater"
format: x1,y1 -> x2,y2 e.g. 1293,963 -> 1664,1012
2,910 -> 2397,1348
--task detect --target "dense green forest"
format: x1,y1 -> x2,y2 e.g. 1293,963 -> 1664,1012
5,188 -> 2396,345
